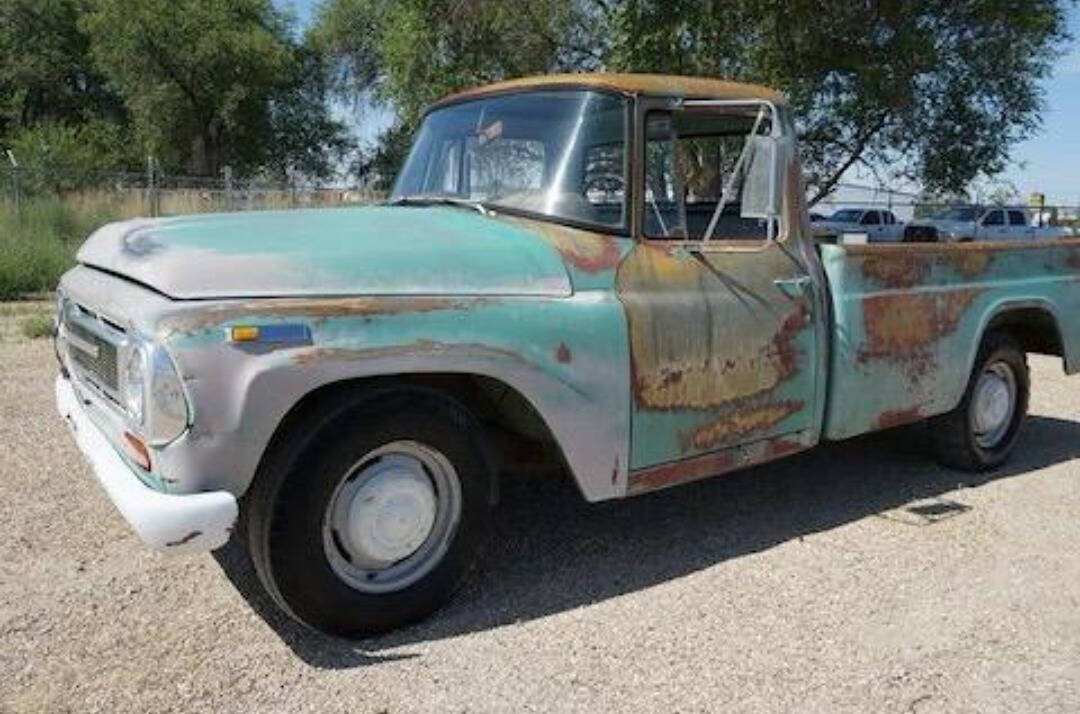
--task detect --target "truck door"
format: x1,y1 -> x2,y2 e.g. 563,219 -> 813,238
860,210 -> 885,241
980,209 -> 1006,240
1008,209 -> 1035,241
616,102 -> 821,493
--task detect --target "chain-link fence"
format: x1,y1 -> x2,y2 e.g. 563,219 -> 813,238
812,182 -> 1079,234
1,162 -> 385,221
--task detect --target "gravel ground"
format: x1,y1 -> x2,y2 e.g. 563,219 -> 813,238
2,303 -> 1079,713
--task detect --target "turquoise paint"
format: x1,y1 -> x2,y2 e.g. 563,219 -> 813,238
821,242 -> 1080,440
77,206 -> 578,299
164,290 -> 632,500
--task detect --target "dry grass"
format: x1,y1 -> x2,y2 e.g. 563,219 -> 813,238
0,188 -> 381,300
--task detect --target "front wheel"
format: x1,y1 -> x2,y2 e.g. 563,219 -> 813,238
932,332 -> 1029,471
245,389 -> 496,637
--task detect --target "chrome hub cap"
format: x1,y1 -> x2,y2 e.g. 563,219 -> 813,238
971,362 -> 1017,449
323,441 -> 462,594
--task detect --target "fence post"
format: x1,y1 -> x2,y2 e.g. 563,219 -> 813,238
5,150 -> 19,222
223,165 -> 233,211
145,155 -> 155,217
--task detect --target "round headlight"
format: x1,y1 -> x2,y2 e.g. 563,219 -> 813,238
147,346 -> 189,445
121,343 -> 147,424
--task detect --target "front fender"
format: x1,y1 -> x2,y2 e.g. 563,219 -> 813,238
157,293 -> 631,502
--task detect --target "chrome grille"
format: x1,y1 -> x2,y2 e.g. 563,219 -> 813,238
67,319 -> 119,390
59,301 -> 125,397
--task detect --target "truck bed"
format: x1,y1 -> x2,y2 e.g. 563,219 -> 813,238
820,239 -> 1080,440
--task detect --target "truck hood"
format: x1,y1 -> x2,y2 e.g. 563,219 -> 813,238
76,206 -> 574,299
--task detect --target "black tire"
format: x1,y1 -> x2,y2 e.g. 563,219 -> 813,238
932,332 -> 1029,471
244,387 -> 496,637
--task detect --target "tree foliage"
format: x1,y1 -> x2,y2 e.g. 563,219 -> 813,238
82,0 -> 350,179
1,0 -> 352,183
315,0 -> 1071,199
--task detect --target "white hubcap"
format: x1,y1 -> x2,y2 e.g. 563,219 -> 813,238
345,456 -> 437,566
323,440 -> 463,594
972,362 -> 1017,448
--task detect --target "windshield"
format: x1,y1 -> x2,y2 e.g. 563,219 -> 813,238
934,207 -> 977,222
828,209 -> 864,223
393,90 -> 628,229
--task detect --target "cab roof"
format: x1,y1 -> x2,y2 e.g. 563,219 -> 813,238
431,73 -> 787,110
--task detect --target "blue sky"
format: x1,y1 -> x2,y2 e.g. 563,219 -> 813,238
282,1 -> 1078,204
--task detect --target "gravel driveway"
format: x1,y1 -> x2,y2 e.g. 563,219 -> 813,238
2,303 -> 1079,713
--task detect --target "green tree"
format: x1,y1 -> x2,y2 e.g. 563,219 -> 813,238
314,0 -> 1071,200
0,0 -> 129,160
83,0 -> 350,179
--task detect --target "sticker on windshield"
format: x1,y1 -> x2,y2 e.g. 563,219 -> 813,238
477,120 -> 503,146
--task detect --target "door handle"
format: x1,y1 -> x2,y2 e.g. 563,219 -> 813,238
774,275 -> 813,298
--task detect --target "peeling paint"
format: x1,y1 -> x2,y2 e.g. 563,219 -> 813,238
628,431 -> 812,495
678,400 -> 804,452
159,297 -> 477,337
556,343 -> 572,363
860,253 -> 930,289
874,406 -> 924,430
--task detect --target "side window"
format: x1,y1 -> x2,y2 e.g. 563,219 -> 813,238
1008,210 -> 1028,226
861,211 -> 881,225
884,211 -> 896,225
643,107 -> 773,241
983,210 -> 1004,226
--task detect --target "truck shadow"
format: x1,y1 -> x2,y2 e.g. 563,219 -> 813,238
213,415 -> 1080,668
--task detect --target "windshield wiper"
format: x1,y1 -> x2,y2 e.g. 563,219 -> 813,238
388,195 -> 491,216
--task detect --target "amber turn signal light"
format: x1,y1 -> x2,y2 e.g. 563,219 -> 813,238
123,431 -> 152,471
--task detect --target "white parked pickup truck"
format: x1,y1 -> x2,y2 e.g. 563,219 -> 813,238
811,208 -> 904,242
904,206 -> 1071,243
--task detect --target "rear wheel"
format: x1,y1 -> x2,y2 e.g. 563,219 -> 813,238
932,332 -> 1029,471
245,388 -> 495,637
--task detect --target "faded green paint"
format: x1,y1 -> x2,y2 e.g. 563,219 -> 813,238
161,291 -> 632,500
76,206 -> 584,299
821,241 -> 1080,440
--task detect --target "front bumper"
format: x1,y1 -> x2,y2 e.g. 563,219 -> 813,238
55,375 -> 237,553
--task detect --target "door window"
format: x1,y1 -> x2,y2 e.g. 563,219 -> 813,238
1008,210 -> 1028,226
861,211 -> 881,225
982,210 -> 1004,226
643,106 -> 775,241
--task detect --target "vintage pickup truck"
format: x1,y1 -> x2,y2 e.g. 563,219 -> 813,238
54,74 -> 1080,637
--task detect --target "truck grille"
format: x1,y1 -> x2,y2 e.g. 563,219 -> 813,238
66,319 -> 119,390
59,301 -> 125,397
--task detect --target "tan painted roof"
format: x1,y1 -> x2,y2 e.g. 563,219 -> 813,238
432,73 -> 786,109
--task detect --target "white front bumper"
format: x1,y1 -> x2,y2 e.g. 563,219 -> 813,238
55,376 -> 237,553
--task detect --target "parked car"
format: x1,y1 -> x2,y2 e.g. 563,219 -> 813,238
53,74 -> 1080,637
812,208 -> 904,242
905,206 -> 1071,242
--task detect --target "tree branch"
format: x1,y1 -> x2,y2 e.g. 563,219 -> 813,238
806,114 -> 890,206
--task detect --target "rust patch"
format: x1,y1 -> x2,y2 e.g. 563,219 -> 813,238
159,296 -> 476,336
859,289 -> 982,359
555,343 -> 572,363
765,437 -> 808,460
678,400 -> 804,452
628,431 -> 811,495
548,232 -> 620,273
631,302 -> 810,410
874,406 -> 924,430
860,253 -> 930,289
942,251 -> 993,279
503,214 -> 622,273
289,339 -> 531,369
628,449 -> 738,495
1067,248 -> 1080,270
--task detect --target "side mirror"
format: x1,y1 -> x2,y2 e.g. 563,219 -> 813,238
740,135 -> 783,221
